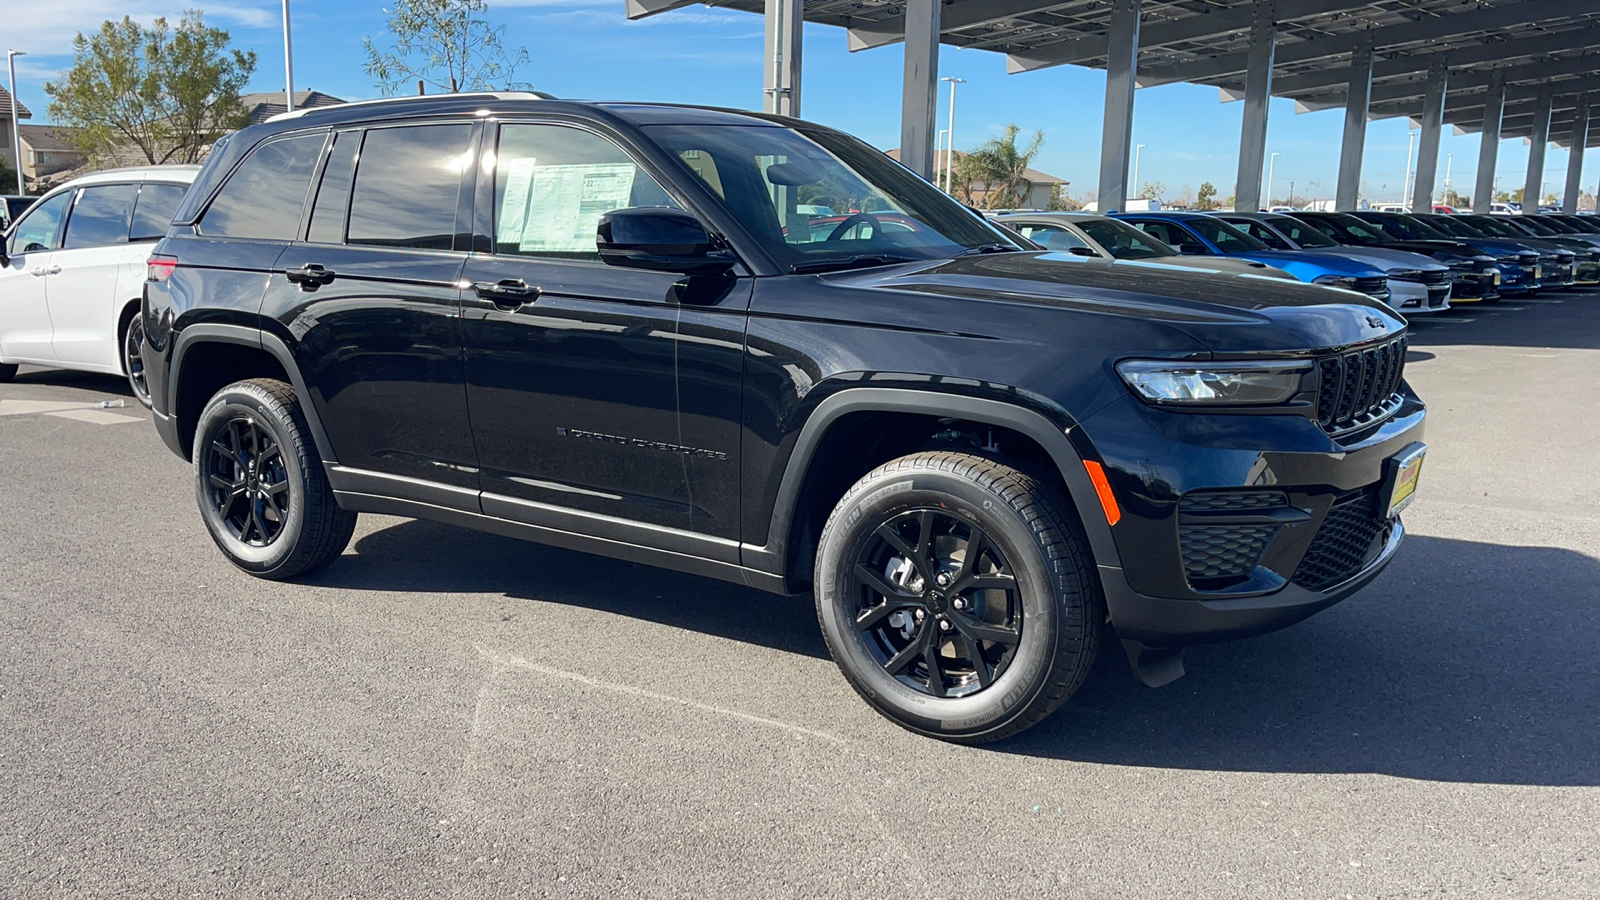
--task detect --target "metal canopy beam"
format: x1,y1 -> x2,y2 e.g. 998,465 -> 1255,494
1097,0 -> 1140,212
1269,26 -> 1600,98
1234,3 -> 1276,213
1336,35 -> 1373,211
1410,62 -> 1446,213
1524,84 -> 1555,208
850,0 -> 1074,52
1473,71 -> 1506,214
1135,0 -> 1586,87
1563,96 -> 1591,212
899,0 -> 942,178
625,0 -> 698,19
1004,0 -> 1372,74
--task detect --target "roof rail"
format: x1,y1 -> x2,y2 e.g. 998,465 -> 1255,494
266,91 -> 555,123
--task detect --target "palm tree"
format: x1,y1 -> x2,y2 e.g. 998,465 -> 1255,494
955,124 -> 1045,209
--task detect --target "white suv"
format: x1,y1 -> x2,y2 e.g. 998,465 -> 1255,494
0,166 -> 199,405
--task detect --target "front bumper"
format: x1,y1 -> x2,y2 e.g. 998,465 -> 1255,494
1388,279 -> 1451,313
1449,268 -> 1499,301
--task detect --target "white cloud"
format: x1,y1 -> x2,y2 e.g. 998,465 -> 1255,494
15,1 -> 280,53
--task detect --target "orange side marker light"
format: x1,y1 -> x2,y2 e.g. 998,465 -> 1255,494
1083,460 -> 1122,526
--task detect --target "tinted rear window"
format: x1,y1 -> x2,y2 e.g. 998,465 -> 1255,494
129,183 -> 189,241
346,124 -> 472,250
63,184 -> 138,250
200,132 -> 326,240
307,131 -> 360,244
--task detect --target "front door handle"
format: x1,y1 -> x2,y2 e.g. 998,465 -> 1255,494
473,279 -> 541,309
47,265 -> 62,275
284,263 -> 336,289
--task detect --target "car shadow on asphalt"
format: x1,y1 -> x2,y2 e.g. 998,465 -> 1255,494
1406,288 -> 1600,350
323,519 -> 1600,786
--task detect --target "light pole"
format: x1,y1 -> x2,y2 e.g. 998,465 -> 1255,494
282,0 -> 295,112
1132,143 -> 1147,200
1443,153 -> 1453,207
1267,151 -> 1280,208
940,77 -> 965,194
1402,128 -> 1417,209
6,49 -> 23,195
935,128 -> 949,191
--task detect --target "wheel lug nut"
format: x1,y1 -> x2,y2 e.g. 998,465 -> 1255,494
953,598 -> 967,610
938,619 -> 951,631
935,572 -> 952,587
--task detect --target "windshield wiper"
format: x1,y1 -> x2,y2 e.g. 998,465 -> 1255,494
955,243 -> 1023,256
790,254 -> 921,274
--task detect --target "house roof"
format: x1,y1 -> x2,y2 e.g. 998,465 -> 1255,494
885,148 -> 1068,187
18,125 -> 82,153
239,91 -> 346,125
0,86 -> 31,120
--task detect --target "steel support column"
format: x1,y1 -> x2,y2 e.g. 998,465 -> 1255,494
1523,83 -> 1554,211
1409,62 -> 1447,213
1096,0 -> 1141,212
1335,35 -> 1373,211
1473,71 -> 1506,213
899,0 -> 941,178
763,0 -> 803,116
1233,3 -> 1276,212
1563,95 -> 1590,214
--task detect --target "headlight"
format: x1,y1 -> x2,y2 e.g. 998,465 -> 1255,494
1447,259 -> 1478,269
1389,268 -> 1422,280
1116,359 -> 1311,405
1496,255 -> 1520,265
1313,275 -> 1360,290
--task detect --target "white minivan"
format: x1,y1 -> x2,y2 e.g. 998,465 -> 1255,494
0,166 -> 198,406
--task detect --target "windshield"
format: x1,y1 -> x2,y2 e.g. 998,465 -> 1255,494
644,123 -> 1024,271
1425,215 -> 1478,238
1263,215 -> 1338,248
1309,214 -> 1388,246
1185,216 -> 1269,252
1462,215 -> 1526,239
1513,216 -> 1561,236
1392,214 -> 1451,239
1076,218 -> 1175,259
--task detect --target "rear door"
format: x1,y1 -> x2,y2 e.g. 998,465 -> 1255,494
49,181 -> 139,368
0,189 -> 72,363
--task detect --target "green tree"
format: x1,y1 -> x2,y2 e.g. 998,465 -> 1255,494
45,13 -> 256,166
1139,181 -> 1165,202
1044,183 -> 1078,212
1195,181 -> 1217,210
955,124 -> 1045,209
364,0 -> 531,96
0,155 -> 16,192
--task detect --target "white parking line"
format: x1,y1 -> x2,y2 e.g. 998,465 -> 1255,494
0,400 -> 104,416
44,409 -> 142,425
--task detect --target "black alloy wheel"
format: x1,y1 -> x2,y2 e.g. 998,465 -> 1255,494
850,508 -> 1023,699
204,416 -> 291,547
123,317 -> 152,408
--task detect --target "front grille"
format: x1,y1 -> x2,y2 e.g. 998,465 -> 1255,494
1181,524 -> 1277,580
1352,276 -> 1389,297
1520,253 -> 1539,268
1419,270 -> 1449,286
1315,335 -> 1408,435
1179,491 -> 1287,512
1293,487 -> 1389,591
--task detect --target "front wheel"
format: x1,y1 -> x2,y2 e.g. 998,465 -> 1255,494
192,378 -> 356,580
815,451 -> 1103,744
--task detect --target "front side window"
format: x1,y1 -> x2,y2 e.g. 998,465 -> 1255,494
63,183 -> 138,250
1076,218 -> 1172,260
1185,217 -> 1267,253
200,132 -> 326,240
1267,216 -> 1339,249
129,183 -> 189,242
1231,220 -> 1291,249
645,123 -> 1023,272
1013,223 -> 1090,252
347,124 -> 473,250
8,191 -> 72,254
493,123 -> 680,260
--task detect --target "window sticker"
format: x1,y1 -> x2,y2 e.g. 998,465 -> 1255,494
506,162 -> 638,253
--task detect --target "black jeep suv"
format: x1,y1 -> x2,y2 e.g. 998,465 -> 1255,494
142,94 -> 1426,743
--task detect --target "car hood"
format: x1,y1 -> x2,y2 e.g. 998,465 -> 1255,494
1450,237 -> 1544,258
1317,246 -> 1449,273
1220,250 -> 1385,277
824,252 -> 1405,354
1126,255 -> 1297,279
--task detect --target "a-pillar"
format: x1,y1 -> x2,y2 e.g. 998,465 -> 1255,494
1233,2 -> 1276,212
898,0 -> 942,178
763,0 -> 802,116
1473,71 -> 1506,214
1563,94 -> 1591,214
1523,83 -> 1554,212
1409,62 -> 1447,213
1335,34 -> 1374,211
1096,0 -> 1141,212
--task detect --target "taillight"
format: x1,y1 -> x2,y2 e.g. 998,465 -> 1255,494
146,254 -> 178,282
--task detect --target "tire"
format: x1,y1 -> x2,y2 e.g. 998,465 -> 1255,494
192,378 -> 356,580
121,312 -> 152,408
0,363 -> 16,383
815,451 -> 1103,744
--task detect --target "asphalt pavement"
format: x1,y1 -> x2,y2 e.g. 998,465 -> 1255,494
3,292 -> 1598,898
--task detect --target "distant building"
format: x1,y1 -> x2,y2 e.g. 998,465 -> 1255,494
0,85 -> 32,184
238,91 -> 346,124
19,125 -> 87,182
886,148 -> 1069,210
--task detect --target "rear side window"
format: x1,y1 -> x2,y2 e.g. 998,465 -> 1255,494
63,184 -> 138,250
200,132 -> 326,240
129,183 -> 189,241
346,124 -> 473,250
8,191 -> 72,253
307,131 -> 361,244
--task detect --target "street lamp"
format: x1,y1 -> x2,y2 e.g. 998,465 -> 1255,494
1267,151 -> 1280,209
936,128 -> 949,190
1402,128 -> 1417,210
282,1 -> 295,112
1132,143 -> 1147,201
7,49 -> 23,195
940,77 -> 965,194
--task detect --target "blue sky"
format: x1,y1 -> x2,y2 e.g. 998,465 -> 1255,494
10,0 -> 1594,205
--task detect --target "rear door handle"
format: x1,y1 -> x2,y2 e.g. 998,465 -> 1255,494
473,279 -> 541,309
284,263 -> 336,288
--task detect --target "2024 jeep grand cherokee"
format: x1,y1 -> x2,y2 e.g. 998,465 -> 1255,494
141,94 -> 1426,743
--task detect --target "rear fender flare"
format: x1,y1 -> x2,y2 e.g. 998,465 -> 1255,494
170,323 -> 337,463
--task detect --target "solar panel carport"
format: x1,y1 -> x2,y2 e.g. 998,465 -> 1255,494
624,0 -> 1600,214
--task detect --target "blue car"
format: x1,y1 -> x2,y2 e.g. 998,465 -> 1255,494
1114,211 -> 1392,306
1350,211 -> 1546,294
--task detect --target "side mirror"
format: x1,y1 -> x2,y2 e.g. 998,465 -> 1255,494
1178,243 -> 1206,255
597,208 -> 734,276
1068,246 -> 1098,257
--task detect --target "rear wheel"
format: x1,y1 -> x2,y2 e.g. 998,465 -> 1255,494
0,363 -> 15,383
815,451 -> 1103,744
121,314 -> 151,408
193,378 -> 356,580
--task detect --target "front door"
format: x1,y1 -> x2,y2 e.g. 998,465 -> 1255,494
50,182 -> 139,369
460,121 -> 749,546
0,190 -> 72,363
